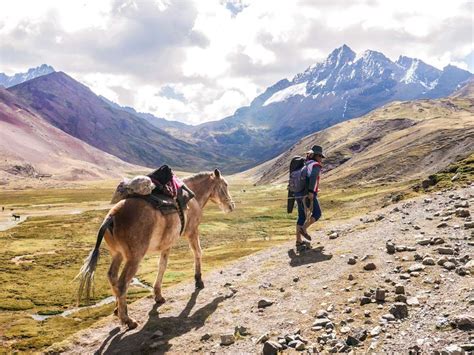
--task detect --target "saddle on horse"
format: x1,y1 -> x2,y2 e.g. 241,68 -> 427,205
111,165 -> 195,235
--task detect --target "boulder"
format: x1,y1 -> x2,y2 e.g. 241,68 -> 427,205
452,314 -> 474,330
363,263 -> 377,271
455,208 -> 470,218
375,289 -> 386,302
437,247 -> 455,255
258,299 -> 274,309
386,241 -> 396,254
443,261 -> 456,270
220,334 -> 235,346
395,284 -> 405,294
422,257 -> 435,265
263,340 -> 283,355
389,302 -> 409,319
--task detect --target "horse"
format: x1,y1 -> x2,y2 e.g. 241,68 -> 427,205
76,169 -> 235,329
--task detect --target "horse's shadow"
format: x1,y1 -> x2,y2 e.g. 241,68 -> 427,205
288,246 -> 333,267
97,289 -> 224,354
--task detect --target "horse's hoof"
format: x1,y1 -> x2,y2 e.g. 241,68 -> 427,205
155,296 -> 166,305
125,318 -> 138,330
195,280 -> 205,289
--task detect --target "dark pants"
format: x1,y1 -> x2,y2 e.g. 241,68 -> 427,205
296,193 -> 322,226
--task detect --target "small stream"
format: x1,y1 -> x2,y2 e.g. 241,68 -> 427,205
30,278 -> 153,321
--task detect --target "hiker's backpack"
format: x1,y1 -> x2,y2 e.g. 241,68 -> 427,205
288,156 -> 307,193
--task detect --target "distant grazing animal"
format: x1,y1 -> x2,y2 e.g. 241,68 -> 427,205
12,214 -> 20,221
76,169 -> 235,329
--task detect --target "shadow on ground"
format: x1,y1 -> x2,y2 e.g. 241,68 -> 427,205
97,289 -> 225,354
287,246 -> 333,267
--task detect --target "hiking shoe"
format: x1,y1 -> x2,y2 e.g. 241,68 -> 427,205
298,226 -> 312,241
296,240 -> 311,250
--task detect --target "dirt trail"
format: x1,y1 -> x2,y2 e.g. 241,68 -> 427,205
54,186 -> 473,354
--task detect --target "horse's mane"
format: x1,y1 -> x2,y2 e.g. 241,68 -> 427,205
183,171 -> 212,183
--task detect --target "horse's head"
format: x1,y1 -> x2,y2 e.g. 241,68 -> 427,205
209,169 -> 235,213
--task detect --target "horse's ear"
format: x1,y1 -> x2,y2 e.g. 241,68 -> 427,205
214,168 -> 221,179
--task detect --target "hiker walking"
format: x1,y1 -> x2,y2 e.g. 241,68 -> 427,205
288,145 -> 325,250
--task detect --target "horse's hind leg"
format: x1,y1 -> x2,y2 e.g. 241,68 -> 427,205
116,259 -> 140,329
188,233 -> 204,289
153,248 -> 170,304
107,253 -> 123,316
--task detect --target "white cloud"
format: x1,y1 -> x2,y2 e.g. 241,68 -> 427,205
0,0 -> 472,124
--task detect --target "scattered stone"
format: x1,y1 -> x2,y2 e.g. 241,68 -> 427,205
395,284 -> 405,294
394,294 -> 407,303
263,340 -> 282,355
344,307 -> 352,314
465,260 -> 474,273
382,313 -> 396,321
235,325 -> 249,336
293,276 -> 300,282
408,263 -> 424,273
395,245 -> 407,252
258,299 -> 274,309
399,273 -> 411,280
459,344 -> 474,351
348,274 -> 354,281
389,302 -> 409,319
370,326 -> 382,337
454,200 -> 469,208
431,237 -> 445,245
422,257 -> 435,265
416,238 -> 431,246
456,266 -> 468,276
407,297 -> 420,306
340,326 -> 351,334
200,333 -> 212,342
347,257 -> 357,265
437,256 -> 448,265
386,241 -> 396,254
437,222 -> 448,228
464,221 -> 474,229
316,310 -> 328,318
443,262 -> 456,270
364,310 -> 371,317
346,329 -> 367,346
363,263 -> 376,271
452,314 -> 474,330
375,288 -> 386,302
437,247 -> 455,255
220,334 -> 235,346
329,232 -> 339,239
455,208 -> 470,218
360,296 -> 371,306
313,318 -> 332,327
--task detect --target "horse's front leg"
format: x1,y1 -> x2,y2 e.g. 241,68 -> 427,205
188,232 -> 204,289
153,248 -> 170,304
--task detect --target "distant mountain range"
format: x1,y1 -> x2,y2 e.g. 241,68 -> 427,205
191,45 -> 472,169
0,64 -> 54,88
243,79 -> 474,186
1,46 -> 472,176
7,72 -> 234,171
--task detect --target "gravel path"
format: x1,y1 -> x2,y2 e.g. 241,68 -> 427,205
55,186 -> 473,354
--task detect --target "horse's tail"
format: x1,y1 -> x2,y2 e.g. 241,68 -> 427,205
76,215 -> 113,305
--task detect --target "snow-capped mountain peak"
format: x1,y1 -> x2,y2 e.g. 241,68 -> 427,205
0,64 -> 55,88
257,45 -> 471,108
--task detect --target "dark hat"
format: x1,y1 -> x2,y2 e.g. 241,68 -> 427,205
310,145 -> 326,158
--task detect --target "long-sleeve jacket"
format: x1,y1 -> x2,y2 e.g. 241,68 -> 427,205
306,160 -> 322,193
